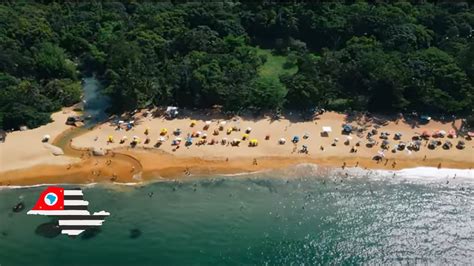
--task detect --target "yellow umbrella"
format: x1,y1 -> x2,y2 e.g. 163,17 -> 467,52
108,135 -> 114,142
242,134 -> 249,140
190,121 -> 197,127
160,128 -> 168,135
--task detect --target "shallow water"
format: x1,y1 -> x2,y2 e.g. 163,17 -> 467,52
0,174 -> 473,265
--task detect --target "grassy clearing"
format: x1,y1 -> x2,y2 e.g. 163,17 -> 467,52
255,48 -> 297,84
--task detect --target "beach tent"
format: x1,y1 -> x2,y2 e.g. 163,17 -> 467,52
279,138 -> 286,144
165,106 -> 178,119
321,126 -> 332,137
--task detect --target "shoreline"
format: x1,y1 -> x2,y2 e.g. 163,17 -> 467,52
1,149 -> 472,187
1,109 -> 473,186
1,163 -> 473,189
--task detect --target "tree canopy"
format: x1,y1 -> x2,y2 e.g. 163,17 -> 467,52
0,1 -> 473,130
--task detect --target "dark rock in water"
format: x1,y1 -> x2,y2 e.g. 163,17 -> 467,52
1,231 -> 8,237
129,229 -> 142,239
12,202 -> 25,212
81,228 -> 102,240
35,222 -> 61,238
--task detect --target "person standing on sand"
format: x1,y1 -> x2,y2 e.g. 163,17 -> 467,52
423,155 -> 427,161
342,162 -> 346,169
392,161 -> 397,168
438,163 -> 442,169
253,158 -> 258,165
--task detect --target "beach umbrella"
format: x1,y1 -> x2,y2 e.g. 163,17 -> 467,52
303,132 -> 309,139
448,129 -> 456,138
202,133 -> 208,139
196,131 -> 202,136
394,132 -> 402,140
220,121 -> 227,126
108,135 -> 114,142
421,130 -> 431,137
160,128 -> 168,135
279,138 -> 286,144
438,130 -> 446,136
468,132 -> 474,137
334,137 -> 339,142
345,136 -> 353,140
42,134 -> 50,142
159,136 -> 166,142
190,120 -> 197,127
242,134 -> 249,140
292,136 -> 300,143
246,127 -> 252,133
205,121 -> 212,125
342,124 -> 352,133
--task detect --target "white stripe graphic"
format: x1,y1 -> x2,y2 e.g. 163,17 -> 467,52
61,230 -> 85,236
64,200 -> 89,206
58,220 -> 105,226
64,190 -> 83,196
27,210 -> 91,215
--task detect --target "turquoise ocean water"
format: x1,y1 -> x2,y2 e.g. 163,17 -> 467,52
0,172 -> 473,265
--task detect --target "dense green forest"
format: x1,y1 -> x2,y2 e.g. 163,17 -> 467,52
0,1 -> 473,130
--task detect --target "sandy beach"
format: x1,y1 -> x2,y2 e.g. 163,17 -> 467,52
1,109 -> 473,186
